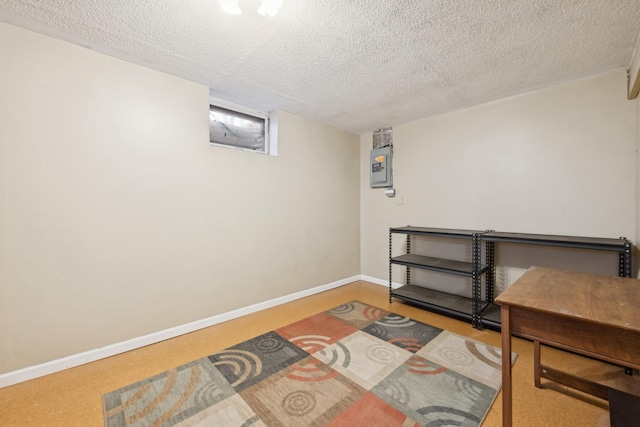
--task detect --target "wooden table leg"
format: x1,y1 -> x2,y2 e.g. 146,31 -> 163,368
501,304 -> 512,427
533,340 -> 541,388
609,388 -> 640,427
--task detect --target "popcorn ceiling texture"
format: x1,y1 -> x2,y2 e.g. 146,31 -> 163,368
1,0 -> 639,133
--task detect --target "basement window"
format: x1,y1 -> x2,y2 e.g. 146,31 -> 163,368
209,99 -> 276,155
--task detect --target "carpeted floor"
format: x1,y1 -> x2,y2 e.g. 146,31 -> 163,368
103,301 -> 516,426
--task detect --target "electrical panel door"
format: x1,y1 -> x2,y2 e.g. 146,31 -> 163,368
370,146 -> 392,188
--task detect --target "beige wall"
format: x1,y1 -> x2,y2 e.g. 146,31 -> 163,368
636,94 -> 640,248
0,93 -> 6,368
361,69 -> 636,292
631,35 -> 640,247
630,34 -> 640,99
0,23 -> 360,373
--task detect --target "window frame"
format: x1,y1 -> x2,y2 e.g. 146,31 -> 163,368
209,97 -> 276,156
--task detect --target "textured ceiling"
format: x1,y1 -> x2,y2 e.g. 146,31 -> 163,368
1,0 -> 640,134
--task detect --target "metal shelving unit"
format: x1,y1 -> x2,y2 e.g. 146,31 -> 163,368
389,226 -> 489,328
389,227 -> 633,332
479,231 -> 633,330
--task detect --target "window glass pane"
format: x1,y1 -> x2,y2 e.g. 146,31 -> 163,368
209,105 -> 265,151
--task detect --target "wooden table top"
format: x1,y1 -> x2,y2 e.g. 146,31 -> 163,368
495,267 -> 640,333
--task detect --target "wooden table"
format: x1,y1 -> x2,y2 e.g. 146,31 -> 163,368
496,267 -> 640,426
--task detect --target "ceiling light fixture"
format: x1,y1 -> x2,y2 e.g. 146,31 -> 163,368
218,0 -> 283,16
256,0 -> 283,17
218,0 -> 242,15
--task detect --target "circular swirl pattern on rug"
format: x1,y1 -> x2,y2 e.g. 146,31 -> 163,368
438,346 -> 474,366
329,303 -> 354,314
281,390 -> 317,416
414,328 -> 436,341
256,337 -> 285,353
366,344 -> 396,364
364,324 -> 387,337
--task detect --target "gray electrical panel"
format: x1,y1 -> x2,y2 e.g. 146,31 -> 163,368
370,146 -> 392,188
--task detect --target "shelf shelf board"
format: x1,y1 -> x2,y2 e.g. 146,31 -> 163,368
390,253 -> 488,276
390,226 -> 485,239
390,284 -> 477,322
482,231 -> 629,252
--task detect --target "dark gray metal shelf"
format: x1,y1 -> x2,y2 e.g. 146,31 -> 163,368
390,226 -> 483,239
478,231 -> 633,329
389,226 -> 486,328
390,253 -> 488,277
389,225 -> 633,332
391,285 -> 475,323
482,231 -> 629,252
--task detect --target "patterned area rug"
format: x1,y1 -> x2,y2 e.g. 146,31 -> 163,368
103,301 -> 516,426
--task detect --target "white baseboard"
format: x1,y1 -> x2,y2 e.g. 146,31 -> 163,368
0,275 -> 360,389
360,275 -> 402,289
